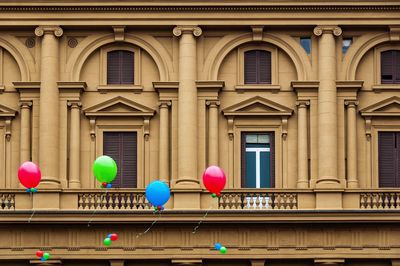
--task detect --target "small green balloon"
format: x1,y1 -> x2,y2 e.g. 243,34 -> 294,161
211,193 -> 217,198
104,238 -> 112,246
30,188 -> 35,192
93,156 -> 118,183
219,246 -> 227,254
43,252 -> 50,260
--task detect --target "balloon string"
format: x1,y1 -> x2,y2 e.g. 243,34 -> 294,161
136,211 -> 162,239
87,190 -> 108,227
28,192 -> 35,223
191,195 -> 219,234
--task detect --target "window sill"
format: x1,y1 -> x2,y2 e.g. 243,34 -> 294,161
235,84 -> 281,93
97,85 -> 143,94
372,84 -> 400,92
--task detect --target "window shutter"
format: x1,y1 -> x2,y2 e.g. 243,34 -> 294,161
378,132 -> 396,187
244,51 -> 257,84
107,51 -> 122,85
121,132 -> 137,188
241,132 -> 246,187
258,50 -> 272,84
270,133 -> 275,188
103,132 -> 122,188
381,51 -> 394,84
121,51 -> 134,84
395,51 -> 400,83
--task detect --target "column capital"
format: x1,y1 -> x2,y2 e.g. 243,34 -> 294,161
19,101 -> 32,109
296,100 -> 310,108
206,100 -> 220,107
35,26 -> 63,37
344,100 -> 359,107
159,100 -> 172,108
173,26 -> 202,37
67,101 -> 82,108
313,25 -> 342,37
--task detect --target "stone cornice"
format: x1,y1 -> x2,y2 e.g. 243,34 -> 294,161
0,5 -> 399,12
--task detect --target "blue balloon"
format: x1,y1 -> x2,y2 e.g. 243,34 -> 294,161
106,183 -> 112,189
214,243 -> 222,250
26,188 -> 30,193
145,181 -> 171,207
40,257 -> 45,261
107,234 -> 112,238
32,188 -> 37,193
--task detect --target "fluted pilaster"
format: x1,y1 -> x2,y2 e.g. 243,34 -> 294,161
206,100 -> 220,166
345,100 -> 359,188
68,101 -> 81,188
296,100 -> 309,188
19,101 -> 32,164
159,100 -> 171,184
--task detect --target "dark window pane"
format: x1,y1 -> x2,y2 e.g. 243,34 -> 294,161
381,50 -> 400,84
378,132 -> 398,187
244,50 -> 271,84
300,37 -> 311,54
107,50 -> 134,85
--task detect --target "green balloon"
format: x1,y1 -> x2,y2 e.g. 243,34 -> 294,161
93,156 -> 117,183
104,238 -> 112,246
43,252 -> 50,260
219,247 -> 227,254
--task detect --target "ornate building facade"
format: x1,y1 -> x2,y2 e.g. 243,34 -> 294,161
0,1 -> 399,265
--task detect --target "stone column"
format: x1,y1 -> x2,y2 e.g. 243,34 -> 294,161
68,101 -> 81,188
345,100 -> 359,188
20,101 -> 32,164
35,26 -> 63,187
313,26 -> 342,188
206,100 -> 220,166
296,100 -> 309,188
159,100 -> 171,184
173,25 -> 202,188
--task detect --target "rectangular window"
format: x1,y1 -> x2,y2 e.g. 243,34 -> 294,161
107,50 -> 134,85
244,50 -> 271,84
300,37 -> 311,54
103,132 -> 137,188
381,50 -> 400,84
342,38 -> 353,54
378,132 -> 400,187
241,132 -> 275,188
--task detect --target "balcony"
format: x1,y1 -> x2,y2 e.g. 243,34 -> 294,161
1,189 -> 400,212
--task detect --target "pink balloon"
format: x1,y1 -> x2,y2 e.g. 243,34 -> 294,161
18,162 -> 41,189
202,166 -> 226,195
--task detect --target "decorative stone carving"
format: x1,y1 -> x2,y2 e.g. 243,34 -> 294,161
35,26 -> 63,37
112,26 -> 126,41
313,25 -> 342,36
251,26 -> 264,41
67,37 -> 78,48
25,37 -> 36,48
173,26 -> 202,37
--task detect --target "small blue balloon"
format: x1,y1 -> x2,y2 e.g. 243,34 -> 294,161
107,234 -> 112,238
214,243 -> 222,250
32,188 -> 37,193
145,181 -> 171,207
26,188 -> 30,193
106,183 -> 112,189
40,257 -> 45,261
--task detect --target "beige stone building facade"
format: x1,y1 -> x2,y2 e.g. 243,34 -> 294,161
0,0 -> 400,265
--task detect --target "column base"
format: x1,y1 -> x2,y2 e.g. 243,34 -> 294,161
39,176 -> 61,189
347,180 -> 359,188
68,180 -> 81,189
174,178 -> 200,189
297,180 -> 309,189
315,177 -> 341,189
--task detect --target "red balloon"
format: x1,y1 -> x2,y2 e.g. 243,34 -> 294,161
110,233 -> 118,241
18,162 -> 41,189
202,166 -> 226,194
36,250 -> 44,258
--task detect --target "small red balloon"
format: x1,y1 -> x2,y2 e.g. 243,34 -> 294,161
18,162 -> 41,189
36,250 -> 44,258
110,233 -> 118,241
102,182 -> 107,187
202,166 -> 226,195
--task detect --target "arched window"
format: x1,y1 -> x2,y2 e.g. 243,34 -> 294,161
107,50 -> 134,84
244,50 -> 271,84
381,50 -> 400,84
